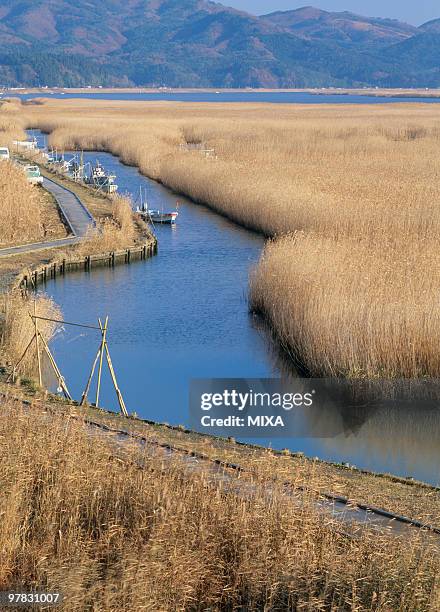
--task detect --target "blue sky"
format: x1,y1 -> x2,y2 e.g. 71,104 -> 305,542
223,1 -> 439,26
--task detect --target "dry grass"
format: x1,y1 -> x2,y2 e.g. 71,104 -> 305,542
0,98 -> 27,147
250,232 -> 440,377
0,400 -> 438,611
75,195 -> 137,256
0,157 -> 67,247
0,292 -> 61,378
0,162 -> 44,247
16,98 -> 440,377
46,398 -> 440,528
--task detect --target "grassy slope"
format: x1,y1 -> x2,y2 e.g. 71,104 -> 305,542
0,388 -> 439,610
2,380 -> 440,527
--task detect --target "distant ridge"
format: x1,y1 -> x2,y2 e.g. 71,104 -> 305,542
0,1 -> 439,88
261,7 -> 417,47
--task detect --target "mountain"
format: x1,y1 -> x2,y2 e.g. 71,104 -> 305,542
419,18 -> 440,34
0,1 -> 439,88
261,7 -> 417,48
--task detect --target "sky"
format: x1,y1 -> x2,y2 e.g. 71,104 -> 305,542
223,1 -> 439,26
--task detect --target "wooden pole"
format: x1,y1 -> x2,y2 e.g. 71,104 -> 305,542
80,347 -> 101,406
34,301 -> 42,387
104,342 -> 129,417
95,316 -> 108,407
7,334 -> 35,382
38,331 -> 72,400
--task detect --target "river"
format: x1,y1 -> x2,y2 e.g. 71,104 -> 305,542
30,130 -> 440,486
13,91 -> 440,105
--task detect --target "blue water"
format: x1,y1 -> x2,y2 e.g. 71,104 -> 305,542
32,132 -> 440,485
13,90 -> 440,105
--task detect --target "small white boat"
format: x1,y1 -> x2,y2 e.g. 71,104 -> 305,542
135,187 -> 179,224
147,210 -> 178,224
0,147 -> 10,161
13,138 -> 37,150
84,160 -> 118,193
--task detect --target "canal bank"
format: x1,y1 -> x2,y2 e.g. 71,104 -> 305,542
25,132 -> 440,487
2,385 -> 440,531
0,151 -> 156,405
1,136 -> 439,534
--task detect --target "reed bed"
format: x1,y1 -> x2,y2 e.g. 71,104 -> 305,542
0,401 -> 438,611
0,292 -> 61,378
251,232 -> 440,377
17,98 -> 440,376
0,162 -> 43,247
75,195 -> 137,256
0,98 -> 27,147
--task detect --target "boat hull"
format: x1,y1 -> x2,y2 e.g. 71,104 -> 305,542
141,211 -> 178,224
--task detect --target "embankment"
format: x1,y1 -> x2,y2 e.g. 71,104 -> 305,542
0,158 -> 156,381
0,389 -> 439,610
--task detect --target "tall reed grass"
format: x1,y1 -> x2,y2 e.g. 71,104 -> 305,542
0,98 -> 27,148
18,99 -> 440,376
1,292 -> 61,377
75,195 -> 137,255
1,402 -> 438,610
0,162 -> 43,246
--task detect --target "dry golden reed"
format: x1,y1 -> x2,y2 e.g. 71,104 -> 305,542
0,162 -> 43,247
17,98 -> 440,376
0,402 -> 438,610
0,98 -> 27,148
74,195 -> 136,255
1,292 -> 61,377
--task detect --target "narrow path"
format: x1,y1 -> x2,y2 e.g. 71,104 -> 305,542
0,175 -> 94,258
85,417 -> 440,541
1,392 -> 439,543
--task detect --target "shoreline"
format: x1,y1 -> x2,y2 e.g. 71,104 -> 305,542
22,119 -> 436,382
0,165 -> 157,297
5,87 -> 440,99
5,135 -> 438,489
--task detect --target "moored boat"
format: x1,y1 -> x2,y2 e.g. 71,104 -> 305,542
146,210 -> 179,224
135,188 -> 179,224
84,160 -> 118,194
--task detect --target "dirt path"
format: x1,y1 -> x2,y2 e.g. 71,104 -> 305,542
0,175 -> 94,258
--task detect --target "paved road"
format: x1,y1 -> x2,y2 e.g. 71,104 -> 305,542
0,175 -> 95,258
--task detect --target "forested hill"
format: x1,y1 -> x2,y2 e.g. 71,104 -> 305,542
0,0 -> 439,88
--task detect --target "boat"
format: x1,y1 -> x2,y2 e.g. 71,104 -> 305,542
67,152 -> 85,182
0,147 -> 10,161
12,138 -> 37,150
146,210 -> 179,224
135,188 -> 179,225
84,160 -> 118,194
47,151 -> 71,172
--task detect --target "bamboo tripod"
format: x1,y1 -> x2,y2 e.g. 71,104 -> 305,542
8,303 -> 128,417
8,301 -> 71,400
80,316 -> 129,417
